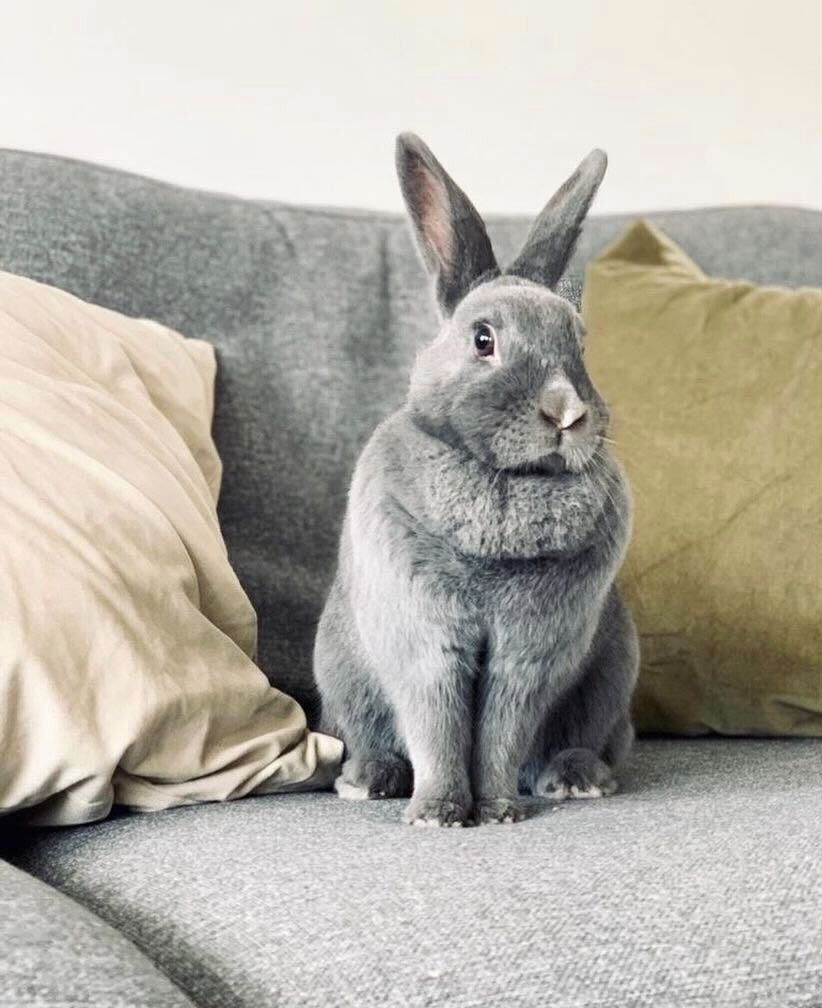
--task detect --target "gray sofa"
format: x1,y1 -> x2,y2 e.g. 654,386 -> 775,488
1,149 -> 820,1008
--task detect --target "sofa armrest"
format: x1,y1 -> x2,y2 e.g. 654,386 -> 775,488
0,860 -> 195,1008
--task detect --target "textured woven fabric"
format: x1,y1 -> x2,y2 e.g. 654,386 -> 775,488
1,149 -> 819,716
0,860 -> 195,1007
10,740 -> 822,1008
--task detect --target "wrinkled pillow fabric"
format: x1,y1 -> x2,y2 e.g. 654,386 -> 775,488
0,270 -> 342,826
582,221 -> 822,736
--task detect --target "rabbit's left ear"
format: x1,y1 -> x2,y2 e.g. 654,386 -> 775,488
396,133 -> 499,315
507,150 -> 607,289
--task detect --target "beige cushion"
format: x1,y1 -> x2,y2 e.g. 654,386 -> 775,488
583,221 -> 822,736
0,271 -> 341,826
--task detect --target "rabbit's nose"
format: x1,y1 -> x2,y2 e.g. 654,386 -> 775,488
539,378 -> 588,431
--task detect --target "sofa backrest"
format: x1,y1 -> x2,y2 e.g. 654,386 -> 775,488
1,149 -> 820,715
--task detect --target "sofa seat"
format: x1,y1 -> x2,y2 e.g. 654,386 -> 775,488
10,739 -> 822,1008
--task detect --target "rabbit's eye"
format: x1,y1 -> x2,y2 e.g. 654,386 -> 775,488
474,323 -> 496,358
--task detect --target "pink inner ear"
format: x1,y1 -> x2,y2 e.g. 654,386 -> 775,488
409,163 -> 453,270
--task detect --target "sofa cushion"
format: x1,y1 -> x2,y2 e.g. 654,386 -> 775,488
0,268 -> 341,825
10,739 -> 822,1008
583,221 -> 822,736
0,860 -> 195,1007
1,150 -> 820,715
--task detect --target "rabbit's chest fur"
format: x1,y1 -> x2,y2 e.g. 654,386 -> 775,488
343,409 -> 629,651
365,409 -> 627,563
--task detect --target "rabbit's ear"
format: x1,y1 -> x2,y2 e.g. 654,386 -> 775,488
507,150 -> 607,289
396,133 -> 499,315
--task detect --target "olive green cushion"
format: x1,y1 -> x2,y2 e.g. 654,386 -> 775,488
583,220 -> 822,736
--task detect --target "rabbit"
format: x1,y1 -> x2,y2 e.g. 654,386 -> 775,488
313,133 -> 639,826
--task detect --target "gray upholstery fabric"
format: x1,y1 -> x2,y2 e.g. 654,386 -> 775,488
0,860 -> 195,1007
10,740 -> 822,1008
1,149 -> 819,716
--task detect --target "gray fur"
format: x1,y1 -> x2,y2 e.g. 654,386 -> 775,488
314,135 -> 638,826
508,148 -> 608,289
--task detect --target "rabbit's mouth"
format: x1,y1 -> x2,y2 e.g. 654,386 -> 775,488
510,452 -> 568,477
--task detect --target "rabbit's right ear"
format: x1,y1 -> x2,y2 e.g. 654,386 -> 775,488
396,133 -> 499,316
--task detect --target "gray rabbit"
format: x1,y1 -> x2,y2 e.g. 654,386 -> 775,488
314,134 -> 638,826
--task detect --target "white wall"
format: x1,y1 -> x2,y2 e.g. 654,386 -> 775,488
1,0 -> 820,215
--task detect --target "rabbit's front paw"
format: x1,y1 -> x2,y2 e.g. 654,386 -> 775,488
474,797 -> 525,825
402,793 -> 472,828
534,747 -> 617,800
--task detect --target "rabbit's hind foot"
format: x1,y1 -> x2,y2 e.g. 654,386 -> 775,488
334,752 -> 413,801
533,747 -> 617,800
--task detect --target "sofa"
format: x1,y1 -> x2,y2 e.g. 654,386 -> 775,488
1,148 -> 820,1008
